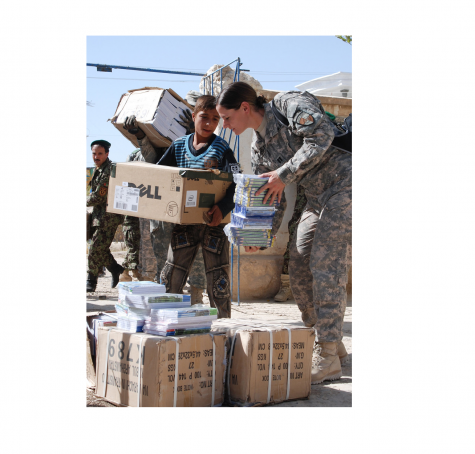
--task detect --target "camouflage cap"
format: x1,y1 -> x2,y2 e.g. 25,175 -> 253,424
91,139 -> 111,151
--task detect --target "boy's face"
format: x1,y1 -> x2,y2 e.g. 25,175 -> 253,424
192,108 -> 220,139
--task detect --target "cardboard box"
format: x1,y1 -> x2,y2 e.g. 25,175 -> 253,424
95,328 -> 227,407
109,87 -> 194,149
86,312 -> 118,387
106,162 -> 233,224
212,319 -> 315,406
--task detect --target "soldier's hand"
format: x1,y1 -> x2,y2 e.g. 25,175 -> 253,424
206,205 -> 223,226
256,171 -> 285,205
176,109 -> 195,134
123,115 -> 145,140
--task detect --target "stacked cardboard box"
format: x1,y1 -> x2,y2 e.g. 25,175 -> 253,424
106,163 -> 233,224
109,87 -> 193,149
95,328 -> 227,407
211,318 -> 315,406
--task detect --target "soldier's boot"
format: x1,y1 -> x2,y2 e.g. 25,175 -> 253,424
338,341 -> 349,365
106,262 -> 124,289
274,274 -> 293,302
130,269 -> 144,281
190,285 -> 204,305
301,306 -> 317,327
311,342 -> 342,385
119,270 -> 132,282
86,273 -> 98,293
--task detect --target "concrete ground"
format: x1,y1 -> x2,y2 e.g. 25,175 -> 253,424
87,251 -> 352,407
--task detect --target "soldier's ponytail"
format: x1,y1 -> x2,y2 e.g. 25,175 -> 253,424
217,82 -> 267,111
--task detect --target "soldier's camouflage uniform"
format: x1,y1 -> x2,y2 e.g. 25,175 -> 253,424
87,158 -> 125,276
135,139 -> 207,286
251,91 -> 352,343
282,184 -> 307,275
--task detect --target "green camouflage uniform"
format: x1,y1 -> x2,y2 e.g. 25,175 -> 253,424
120,149 -> 143,270
251,91 -> 352,343
137,137 -> 207,286
87,158 -> 124,276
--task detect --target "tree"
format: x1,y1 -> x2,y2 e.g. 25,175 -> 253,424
336,35 -> 352,45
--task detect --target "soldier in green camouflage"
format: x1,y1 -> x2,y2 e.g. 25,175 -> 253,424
87,140 -> 125,292
217,82 -> 352,385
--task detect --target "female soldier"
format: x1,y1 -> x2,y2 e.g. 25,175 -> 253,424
216,82 -> 352,384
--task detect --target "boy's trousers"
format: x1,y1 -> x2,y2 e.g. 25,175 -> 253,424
160,224 -> 231,318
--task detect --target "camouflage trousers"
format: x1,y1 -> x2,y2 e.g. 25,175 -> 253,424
289,189 -> 352,343
150,220 -> 207,288
160,224 -> 231,319
282,185 -> 307,275
87,213 -> 124,276
122,216 -> 140,270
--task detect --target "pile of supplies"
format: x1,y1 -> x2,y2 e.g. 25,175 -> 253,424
116,281 -> 191,333
150,90 -> 189,142
143,305 -> 218,336
224,174 -> 277,247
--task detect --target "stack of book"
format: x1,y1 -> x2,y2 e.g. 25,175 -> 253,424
224,174 -> 277,247
116,281 -> 191,333
143,305 -> 218,336
152,90 -> 189,142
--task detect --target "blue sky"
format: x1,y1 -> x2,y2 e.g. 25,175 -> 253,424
86,36 -> 352,166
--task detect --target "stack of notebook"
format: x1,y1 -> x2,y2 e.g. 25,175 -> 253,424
143,305 -> 218,336
225,174 -> 277,247
116,281 -> 191,333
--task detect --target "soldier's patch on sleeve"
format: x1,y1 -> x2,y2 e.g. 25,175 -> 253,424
229,163 -> 241,174
292,108 -> 322,135
295,111 -> 314,126
99,186 -> 107,196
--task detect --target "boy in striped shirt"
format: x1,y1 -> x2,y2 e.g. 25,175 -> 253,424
157,95 -> 240,318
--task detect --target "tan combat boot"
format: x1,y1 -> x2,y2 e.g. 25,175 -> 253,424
311,341 -> 342,384
119,270 -> 132,282
338,341 -> 349,364
301,306 -> 317,327
190,285 -> 204,305
274,274 -> 293,302
130,269 -> 144,281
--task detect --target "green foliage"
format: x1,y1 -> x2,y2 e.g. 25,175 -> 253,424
336,35 -> 352,45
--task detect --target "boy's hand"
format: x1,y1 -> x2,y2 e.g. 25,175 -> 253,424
206,205 -> 223,226
255,171 -> 285,204
244,246 -> 260,253
177,109 -> 195,134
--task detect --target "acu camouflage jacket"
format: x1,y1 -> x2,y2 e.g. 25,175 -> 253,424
251,91 -> 352,234
86,158 -> 121,227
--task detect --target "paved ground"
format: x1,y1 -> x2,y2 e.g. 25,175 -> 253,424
87,251 -> 352,407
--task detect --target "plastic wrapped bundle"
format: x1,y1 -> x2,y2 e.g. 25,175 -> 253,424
117,317 -> 145,333
233,174 -> 269,188
231,213 -> 273,229
143,306 -> 217,336
234,203 -> 275,218
117,281 -> 166,295
234,192 -> 279,208
224,224 -> 276,247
